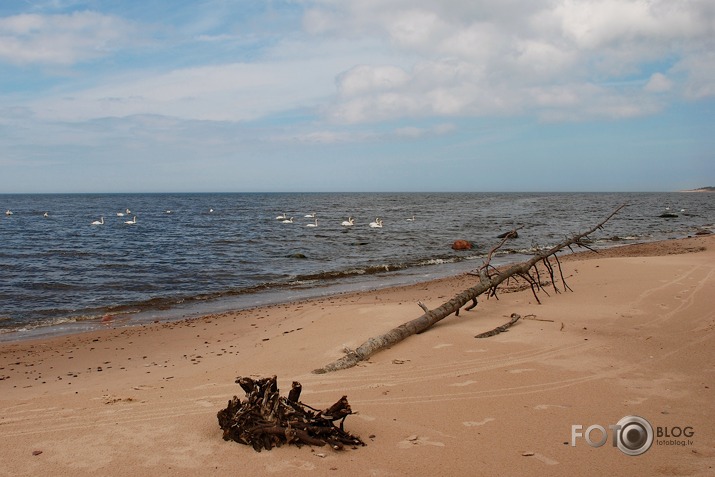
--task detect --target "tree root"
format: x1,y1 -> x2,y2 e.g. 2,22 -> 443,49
217,376 -> 365,451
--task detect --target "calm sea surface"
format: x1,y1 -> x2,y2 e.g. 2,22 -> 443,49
1,192 -> 712,341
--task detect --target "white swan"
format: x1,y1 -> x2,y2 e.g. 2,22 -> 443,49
276,213 -> 287,220
117,212 -> 125,217
126,208 -> 131,214
282,217 -> 294,223
124,216 -> 137,225
5,210 -> 12,216
43,212 -> 49,218
304,212 -> 316,218
341,217 -> 354,226
369,218 -> 383,228
91,217 -> 104,225
406,216 -> 415,222
306,218 -> 318,227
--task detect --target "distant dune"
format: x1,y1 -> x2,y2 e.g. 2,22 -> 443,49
680,186 -> 715,192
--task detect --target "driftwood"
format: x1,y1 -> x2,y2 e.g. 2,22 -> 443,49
475,313 -> 522,338
313,205 -> 626,374
217,376 -> 365,451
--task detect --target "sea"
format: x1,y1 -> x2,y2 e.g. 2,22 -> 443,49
1,192 -> 712,341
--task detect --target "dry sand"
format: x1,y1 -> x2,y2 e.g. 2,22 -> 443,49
1,235 -> 714,476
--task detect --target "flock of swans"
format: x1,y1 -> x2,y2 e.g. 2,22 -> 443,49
91,214 -> 137,225
90,209 -> 137,225
275,213 -> 410,228
2,209 -> 137,226
3,207 -> 414,229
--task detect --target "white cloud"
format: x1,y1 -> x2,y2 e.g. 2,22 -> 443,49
337,65 -> 410,96
514,39 -> 577,79
6,0 -> 714,128
565,0 -> 712,47
535,82 -> 662,121
644,72 -> 673,93
273,121 -> 456,144
387,9 -> 445,49
276,130 -> 372,144
307,0 -> 715,123
675,50 -> 715,100
0,11 -> 140,65
29,59 -> 336,122
394,122 -> 455,138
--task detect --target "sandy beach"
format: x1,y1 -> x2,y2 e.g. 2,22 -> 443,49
1,235 -> 714,476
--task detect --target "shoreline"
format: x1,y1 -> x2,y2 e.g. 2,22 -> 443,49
1,235 -> 713,476
0,257 -> 483,344
3,191 -> 713,344
2,231 -> 711,344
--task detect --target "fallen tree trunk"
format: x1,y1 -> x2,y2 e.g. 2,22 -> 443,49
313,205 -> 625,374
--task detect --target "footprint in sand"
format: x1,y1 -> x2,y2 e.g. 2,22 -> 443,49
397,435 -> 445,449
531,452 -> 560,466
433,344 -> 453,349
102,395 -> 137,405
265,459 -> 316,472
463,418 -> 495,427
533,404 -> 570,410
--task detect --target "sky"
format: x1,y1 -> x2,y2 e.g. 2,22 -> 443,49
0,0 -> 713,193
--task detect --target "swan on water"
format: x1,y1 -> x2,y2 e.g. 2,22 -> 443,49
117,212 -> 125,217
306,218 -> 318,227
341,217 -> 354,226
5,210 -> 12,216
43,212 -> 49,218
276,213 -> 287,220
406,216 -> 415,221
282,217 -> 294,223
305,212 -> 316,218
125,216 -> 137,225
91,217 -> 104,225
369,218 -> 383,228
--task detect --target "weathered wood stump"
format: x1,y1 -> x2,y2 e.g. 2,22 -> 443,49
217,376 -> 365,452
